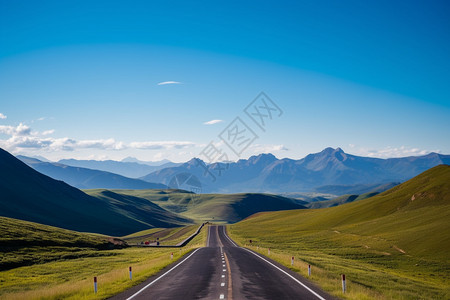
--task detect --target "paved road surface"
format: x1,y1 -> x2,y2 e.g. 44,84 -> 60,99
110,225 -> 334,300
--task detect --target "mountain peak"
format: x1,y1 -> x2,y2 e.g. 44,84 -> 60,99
320,147 -> 335,155
121,156 -> 139,163
185,157 -> 205,166
320,147 -> 344,154
301,147 -> 348,170
247,153 -> 278,165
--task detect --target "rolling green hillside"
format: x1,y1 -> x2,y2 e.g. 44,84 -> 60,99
0,148 -> 191,236
229,165 -> 450,299
0,216 -> 124,271
109,189 -> 306,223
84,189 -> 192,227
0,216 -> 206,300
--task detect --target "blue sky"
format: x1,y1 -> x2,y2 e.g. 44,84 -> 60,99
0,0 -> 449,162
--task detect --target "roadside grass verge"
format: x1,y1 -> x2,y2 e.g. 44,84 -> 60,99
0,223 -> 207,300
122,224 -> 199,245
228,210 -> 450,300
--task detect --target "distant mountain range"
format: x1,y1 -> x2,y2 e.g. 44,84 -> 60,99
141,147 -> 450,193
11,147 -> 450,194
58,158 -> 180,178
121,156 -> 174,166
17,156 -> 166,190
0,148 -> 190,236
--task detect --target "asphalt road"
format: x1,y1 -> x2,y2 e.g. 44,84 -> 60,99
110,225 -> 334,300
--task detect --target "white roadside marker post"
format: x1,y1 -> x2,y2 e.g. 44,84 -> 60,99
93,277 -> 97,294
308,264 -> 311,276
129,266 -> 132,280
342,274 -> 346,293
291,256 -> 294,266
171,252 -> 174,260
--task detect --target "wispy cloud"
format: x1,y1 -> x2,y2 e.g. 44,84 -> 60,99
203,119 -> 223,125
157,81 -> 182,85
0,113 -> 7,119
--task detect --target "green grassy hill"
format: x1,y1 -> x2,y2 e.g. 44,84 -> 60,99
229,164 -> 450,299
109,189 -> 306,223
0,216 -> 206,300
0,216 -> 124,271
85,189 -> 192,227
0,148 -> 191,236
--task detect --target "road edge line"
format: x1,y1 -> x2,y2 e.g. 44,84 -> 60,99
222,226 -> 238,247
126,248 -> 202,300
207,224 -> 211,247
242,248 -> 326,300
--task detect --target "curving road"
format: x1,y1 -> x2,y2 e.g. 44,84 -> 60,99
110,225 -> 334,300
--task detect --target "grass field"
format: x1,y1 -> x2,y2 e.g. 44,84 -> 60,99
0,217 -> 207,300
229,165 -> 450,299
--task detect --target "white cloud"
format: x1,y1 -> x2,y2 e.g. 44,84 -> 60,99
203,119 -> 224,125
76,138 -> 126,150
37,117 -> 45,121
0,123 -> 31,136
0,121 -> 196,154
0,113 -> 6,119
349,145 -> 440,158
42,129 -> 55,135
153,152 -> 164,160
249,144 -> 288,153
157,81 -> 182,85
87,154 -> 109,160
129,141 -> 195,150
1,135 -> 53,149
